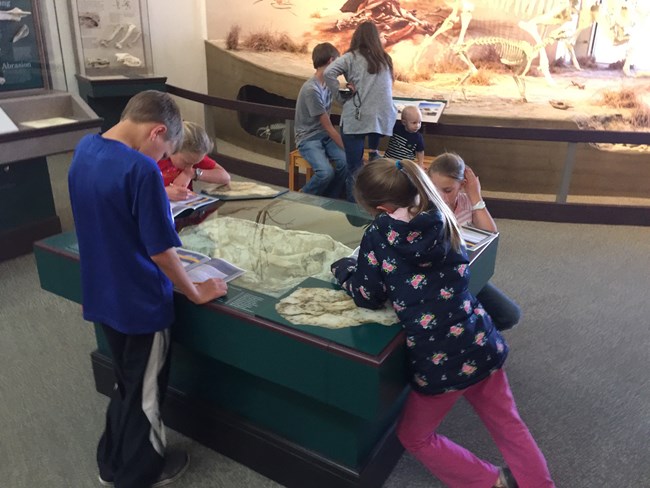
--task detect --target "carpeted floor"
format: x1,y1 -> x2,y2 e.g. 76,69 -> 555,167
1,154 -> 649,487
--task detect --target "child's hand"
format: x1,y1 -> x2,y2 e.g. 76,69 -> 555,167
464,166 -> 482,203
166,184 -> 194,201
192,278 -> 228,304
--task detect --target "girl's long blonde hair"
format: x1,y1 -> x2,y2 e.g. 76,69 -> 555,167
354,158 -> 463,251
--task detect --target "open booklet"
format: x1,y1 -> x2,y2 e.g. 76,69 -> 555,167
170,193 -> 219,219
461,225 -> 497,252
176,248 -> 245,283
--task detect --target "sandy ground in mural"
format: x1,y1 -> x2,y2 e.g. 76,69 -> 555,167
218,38 -> 650,140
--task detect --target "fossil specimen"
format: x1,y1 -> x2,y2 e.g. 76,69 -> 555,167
126,30 -> 142,47
100,24 -> 125,47
451,34 -> 561,102
115,24 -> 137,49
86,58 -> 110,68
12,24 -> 29,43
79,12 -> 100,28
276,287 -> 398,328
0,7 -> 31,21
115,52 -> 142,67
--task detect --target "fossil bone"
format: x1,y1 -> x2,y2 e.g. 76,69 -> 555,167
126,30 -> 142,47
450,33 -> 562,102
115,52 -> 142,67
100,24 -> 125,47
115,24 -> 137,49
0,7 -> 31,21
79,12 -> 100,28
86,57 -> 110,68
12,24 -> 29,43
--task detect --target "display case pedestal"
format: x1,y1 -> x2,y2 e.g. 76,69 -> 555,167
76,75 -> 167,132
0,157 -> 60,260
0,90 -> 101,260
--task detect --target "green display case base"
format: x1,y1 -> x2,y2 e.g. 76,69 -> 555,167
91,351 -> 404,488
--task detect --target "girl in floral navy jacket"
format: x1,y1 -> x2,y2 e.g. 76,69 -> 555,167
331,159 -> 554,488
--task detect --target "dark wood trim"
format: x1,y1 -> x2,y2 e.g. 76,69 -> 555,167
76,74 -> 168,86
485,198 -> 650,226
91,351 -> 404,488
1,217 -> 61,261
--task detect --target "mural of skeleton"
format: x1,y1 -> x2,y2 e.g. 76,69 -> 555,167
450,32 -> 562,102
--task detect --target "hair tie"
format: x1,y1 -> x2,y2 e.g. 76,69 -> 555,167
395,160 -> 402,170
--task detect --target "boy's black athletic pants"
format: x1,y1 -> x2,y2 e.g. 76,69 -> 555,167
96,324 -> 171,488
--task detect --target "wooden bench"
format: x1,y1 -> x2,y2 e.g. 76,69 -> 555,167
288,149 -> 435,191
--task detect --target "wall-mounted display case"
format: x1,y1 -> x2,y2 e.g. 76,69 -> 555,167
0,0 -> 66,94
68,0 -> 154,78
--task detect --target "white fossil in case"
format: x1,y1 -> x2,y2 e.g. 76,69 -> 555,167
0,76 -> 6,85
0,7 -> 31,21
126,30 -> 142,47
100,24 -> 125,47
115,52 -> 142,67
86,57 -> 110,68
12,24 -> 29,43
115,24 -> 137,49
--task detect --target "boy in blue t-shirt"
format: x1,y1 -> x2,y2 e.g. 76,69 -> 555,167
68,90 -> 227,488
384,105 -> 425,167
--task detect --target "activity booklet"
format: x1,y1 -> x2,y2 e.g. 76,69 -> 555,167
170,193 -> 219,218
176,248 -> 246,283
460,225 -> 497,252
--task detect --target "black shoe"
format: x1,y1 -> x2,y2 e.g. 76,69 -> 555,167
493,466 -> 518,488
151,449 -> 190,487
97,449 -> 190,487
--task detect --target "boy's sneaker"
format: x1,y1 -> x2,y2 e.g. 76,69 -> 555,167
367,151 -> 380,161
97,449 -> 190,487
493,466 -> 518,488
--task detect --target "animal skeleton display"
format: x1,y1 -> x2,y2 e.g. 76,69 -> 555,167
407,0 -> 649,91
450,33 -> 562,102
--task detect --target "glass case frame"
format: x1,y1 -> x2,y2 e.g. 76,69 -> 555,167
0,0 -> 61,95
68,0 -> 154,78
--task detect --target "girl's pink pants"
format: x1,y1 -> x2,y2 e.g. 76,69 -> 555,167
397,369 -> 555,488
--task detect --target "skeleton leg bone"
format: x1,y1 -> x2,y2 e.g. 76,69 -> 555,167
100,24 -> 125,47
116,24 -> 137,49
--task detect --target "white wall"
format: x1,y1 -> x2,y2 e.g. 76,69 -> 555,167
148,0 -> 208,124
53,0 -> 208,124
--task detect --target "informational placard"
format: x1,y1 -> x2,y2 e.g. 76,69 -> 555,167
393,97 -> 447,124
0,0 -> 47,92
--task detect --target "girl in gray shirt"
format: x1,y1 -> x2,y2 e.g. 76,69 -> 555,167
324,21 -> 397,181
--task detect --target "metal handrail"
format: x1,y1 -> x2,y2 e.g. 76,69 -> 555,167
166,83 -> 650,203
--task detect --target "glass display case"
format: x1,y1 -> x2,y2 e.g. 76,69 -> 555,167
0,0 -> 67,94
68,0 -> 154,78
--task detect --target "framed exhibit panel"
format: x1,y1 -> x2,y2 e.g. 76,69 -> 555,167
68,0 -> 154,77
0,0 -> 59,93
